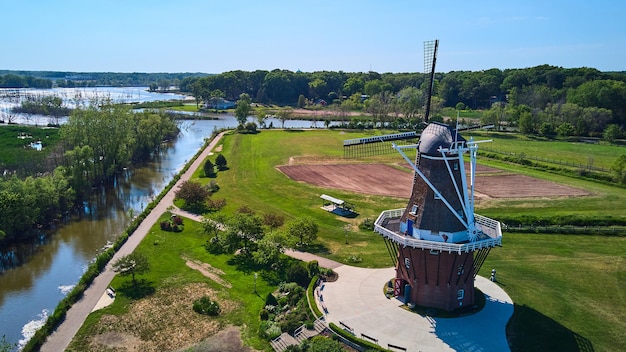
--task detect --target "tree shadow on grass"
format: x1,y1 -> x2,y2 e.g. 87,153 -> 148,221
226,253 -> 264,274
507,304 -> 594,352
117,279 -> 156,300
304,243 -> 331,255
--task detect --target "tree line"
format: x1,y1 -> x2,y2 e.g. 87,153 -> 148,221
0,70 -> 208,89
0,102 -> 179,244
180,66 -> 626,137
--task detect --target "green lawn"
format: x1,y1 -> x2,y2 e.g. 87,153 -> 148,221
197,129 -> 407,267
467,130 -> 621,171
69,213 -> 277,351
480,233 -> 626,352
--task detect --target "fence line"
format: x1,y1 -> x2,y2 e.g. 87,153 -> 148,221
504,225 -> 626,235
480,147 -> 608,173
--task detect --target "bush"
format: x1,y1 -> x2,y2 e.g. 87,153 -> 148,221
359,217 -> 374,230
215,154 -> 228,170
193,296 -> 221,316
307,260 -> 319,277
203,159 -> 215,177
260,308 -> 270,320
286,262 -> 310,287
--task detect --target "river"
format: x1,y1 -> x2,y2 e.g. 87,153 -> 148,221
0,87 -> 327,350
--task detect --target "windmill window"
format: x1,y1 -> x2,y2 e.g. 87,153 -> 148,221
457,264 -> 464,276
457,289 -> 464,300
410,204 -> 418,215
453,162 -> 459,171
404,258 -> 411,269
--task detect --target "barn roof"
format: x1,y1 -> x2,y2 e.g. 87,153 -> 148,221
418,122 -> 466,156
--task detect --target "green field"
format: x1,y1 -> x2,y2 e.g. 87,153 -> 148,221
0,124 -> 61,170
467,130 -> 620,171
195,129 -> 408,267
199,129 -> 626,352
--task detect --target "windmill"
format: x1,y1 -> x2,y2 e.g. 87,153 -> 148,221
375,122 -> 502,311
348,40 -> 503,311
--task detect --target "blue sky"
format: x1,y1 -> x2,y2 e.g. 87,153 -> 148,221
1,0 -> 624,73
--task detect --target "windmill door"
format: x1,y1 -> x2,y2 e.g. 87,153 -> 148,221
394,279 -> 404,297
407,219 -> 414,236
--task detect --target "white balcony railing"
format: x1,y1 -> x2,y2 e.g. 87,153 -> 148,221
374,209 -> 502,254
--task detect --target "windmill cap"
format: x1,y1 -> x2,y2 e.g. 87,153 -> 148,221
418,122 -> 466,155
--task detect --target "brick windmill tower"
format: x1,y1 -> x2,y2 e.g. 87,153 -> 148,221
374,122 -> 502,311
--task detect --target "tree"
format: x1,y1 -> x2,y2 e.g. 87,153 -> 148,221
611,154 -> 626,184
518,111 -> 535,134
234,93 -> 252,125
255,107 -> 268,128
286,217 -> 318,247
203,159 -> 215,177
112,252 -> 150,285
215,154 -> 228,170
175,180 -> 210,207
297,94 -> 306,108
253,231 -> 289,266
604,124 -> 622,143
263,213 -> 284,232
556,122 -> 575,137
276,107 -> 293,129
218,212 -> 265,253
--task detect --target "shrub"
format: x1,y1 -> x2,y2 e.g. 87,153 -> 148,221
203,159 -> 215,177
193,296 -> 220,316
215,154 -> 228,170
286,263 -> 310,287
346,255 -> 362,263
207,198 -> 226,211
307,260 -> 319,277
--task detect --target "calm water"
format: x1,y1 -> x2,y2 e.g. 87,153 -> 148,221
0,87 -> 328,349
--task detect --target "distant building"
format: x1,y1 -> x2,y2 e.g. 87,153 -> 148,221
205,98 -> 236,110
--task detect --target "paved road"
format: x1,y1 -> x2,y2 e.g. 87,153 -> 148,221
41,132 -> 227,352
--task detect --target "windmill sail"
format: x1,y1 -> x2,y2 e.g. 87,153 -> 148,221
342,40 -> 439,158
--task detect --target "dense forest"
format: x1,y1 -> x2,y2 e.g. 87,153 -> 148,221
179,66 -> 626,137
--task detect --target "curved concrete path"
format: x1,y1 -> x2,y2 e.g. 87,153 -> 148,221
40,132 -> 227,352
317,265 -> 513,352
